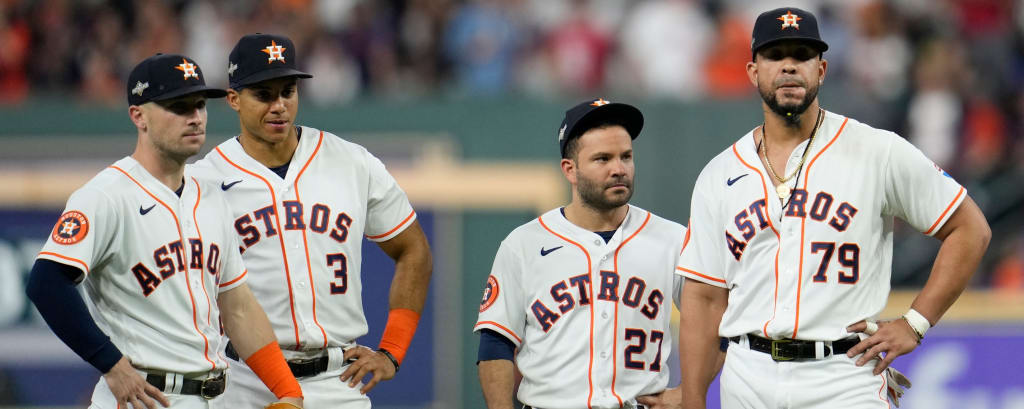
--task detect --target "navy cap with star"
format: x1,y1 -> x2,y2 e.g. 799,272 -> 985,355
227,33 -> 313,90
126,53 -> 226,106
750,7 -> 829,58
558,98 -> 644,158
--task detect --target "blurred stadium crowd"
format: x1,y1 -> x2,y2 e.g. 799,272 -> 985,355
1,0 -> 1022,290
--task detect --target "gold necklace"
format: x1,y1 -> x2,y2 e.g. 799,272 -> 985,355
761,109 -> 823,200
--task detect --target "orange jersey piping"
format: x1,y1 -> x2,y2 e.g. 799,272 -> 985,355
367,210 -> 416,240
214,146 -> 302,348
474,321 -> 523,344
290,131 -> 330,348
676,266 -> 727,284
539,215 -> 595,409
792,117 -> 848,338
37,251 -> 89,275
110,165 -> 215,371
923,187 -> 965,235
608,210 -> 650,407
731,142 -> 782,338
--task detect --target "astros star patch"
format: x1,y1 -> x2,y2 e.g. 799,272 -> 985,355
51,210 -> 89,245
480,275 -> 500,312
262,40 -> 286,63
175,58 -> 199,80
778,10 -> 802,29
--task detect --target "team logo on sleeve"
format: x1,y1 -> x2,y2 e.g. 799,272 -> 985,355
480,275 -> 500,312
51,210 -> 89,245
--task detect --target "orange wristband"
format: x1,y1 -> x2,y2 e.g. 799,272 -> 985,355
378,308 -> 420,364
244,341 -> 302,399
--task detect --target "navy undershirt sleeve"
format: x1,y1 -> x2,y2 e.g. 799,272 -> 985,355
477,328 -> 516,363
25,259 -> 123,373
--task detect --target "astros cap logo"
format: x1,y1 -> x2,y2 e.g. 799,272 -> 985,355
51,210 -> 89,245
175,58 -> 199,80
480,275 -> 500,312
262,40 -> 286,63
777,10 -> 802,29
590,98 -> 610,107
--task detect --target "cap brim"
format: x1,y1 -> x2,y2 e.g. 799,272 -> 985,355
150,84 -> 228,102
753,37 -> 829,54
231,67 -> 313,89
576,103 -> 645,140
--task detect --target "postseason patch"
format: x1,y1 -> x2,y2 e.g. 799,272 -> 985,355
51,210 -> 89,245
479,275 -> 500,312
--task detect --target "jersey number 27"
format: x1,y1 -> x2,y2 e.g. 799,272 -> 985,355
624,328 -> 664,371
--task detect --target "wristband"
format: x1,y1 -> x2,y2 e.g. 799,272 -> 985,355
902,308 -> 931,340
245,342 -> 303,399
378,308 -> 420,364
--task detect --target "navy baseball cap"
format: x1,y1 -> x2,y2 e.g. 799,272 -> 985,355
558,98 -> 643,158
228,33 -> 312,89
751,7 -> 828,57
126,53 -> 226,106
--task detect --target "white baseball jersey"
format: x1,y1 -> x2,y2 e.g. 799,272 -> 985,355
676,110 -> 965,341
189,126 -> 416,352
37,156 -> 247,374
475,205 -> 686,409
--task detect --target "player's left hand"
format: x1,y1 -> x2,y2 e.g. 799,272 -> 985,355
636,385 -> 683,409
846,319 -> 920,375
339,346 -> 396,394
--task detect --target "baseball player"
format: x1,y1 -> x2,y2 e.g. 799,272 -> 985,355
24,54 -> 304,409
675,7 -> 991,409
475,99 -> 692,409
188,33 -> 433,408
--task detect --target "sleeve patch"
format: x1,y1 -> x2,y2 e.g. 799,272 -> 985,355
479,275 -> 500,312
51,210 -> 90,245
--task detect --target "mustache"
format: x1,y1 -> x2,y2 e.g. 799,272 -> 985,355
774,77 -> 807,88
605,177 -> 632,188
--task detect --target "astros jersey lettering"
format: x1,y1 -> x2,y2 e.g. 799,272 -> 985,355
676,111 -> 965,341
190,126 -> 416,351
37,157 -> 247,373
475,205 -> 686,409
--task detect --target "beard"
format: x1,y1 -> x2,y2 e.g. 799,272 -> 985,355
759,78 -> 820,127
577,171 -> 634,211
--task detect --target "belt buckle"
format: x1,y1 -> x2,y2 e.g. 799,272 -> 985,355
770,338 -> 794,362
289,357 -> 317,366
200,374 -> 224,400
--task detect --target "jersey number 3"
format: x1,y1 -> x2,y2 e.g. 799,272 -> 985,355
328,252 -> 348,293
624,328 -> 664,371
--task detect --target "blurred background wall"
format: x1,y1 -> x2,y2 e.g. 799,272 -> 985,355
0,0 -> 1023,408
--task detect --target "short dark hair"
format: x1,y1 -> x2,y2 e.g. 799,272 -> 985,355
562,119 -> 629,160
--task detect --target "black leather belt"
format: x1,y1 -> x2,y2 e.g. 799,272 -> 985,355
145,372 -> 225,399
225,342 -> 329,378
729,334 -> 860,361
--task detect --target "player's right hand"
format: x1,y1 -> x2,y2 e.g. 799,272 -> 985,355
845,319 -> 920,375
339,346 -> 396,394
103,357 -> 170,409
636,385 -> 683,408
